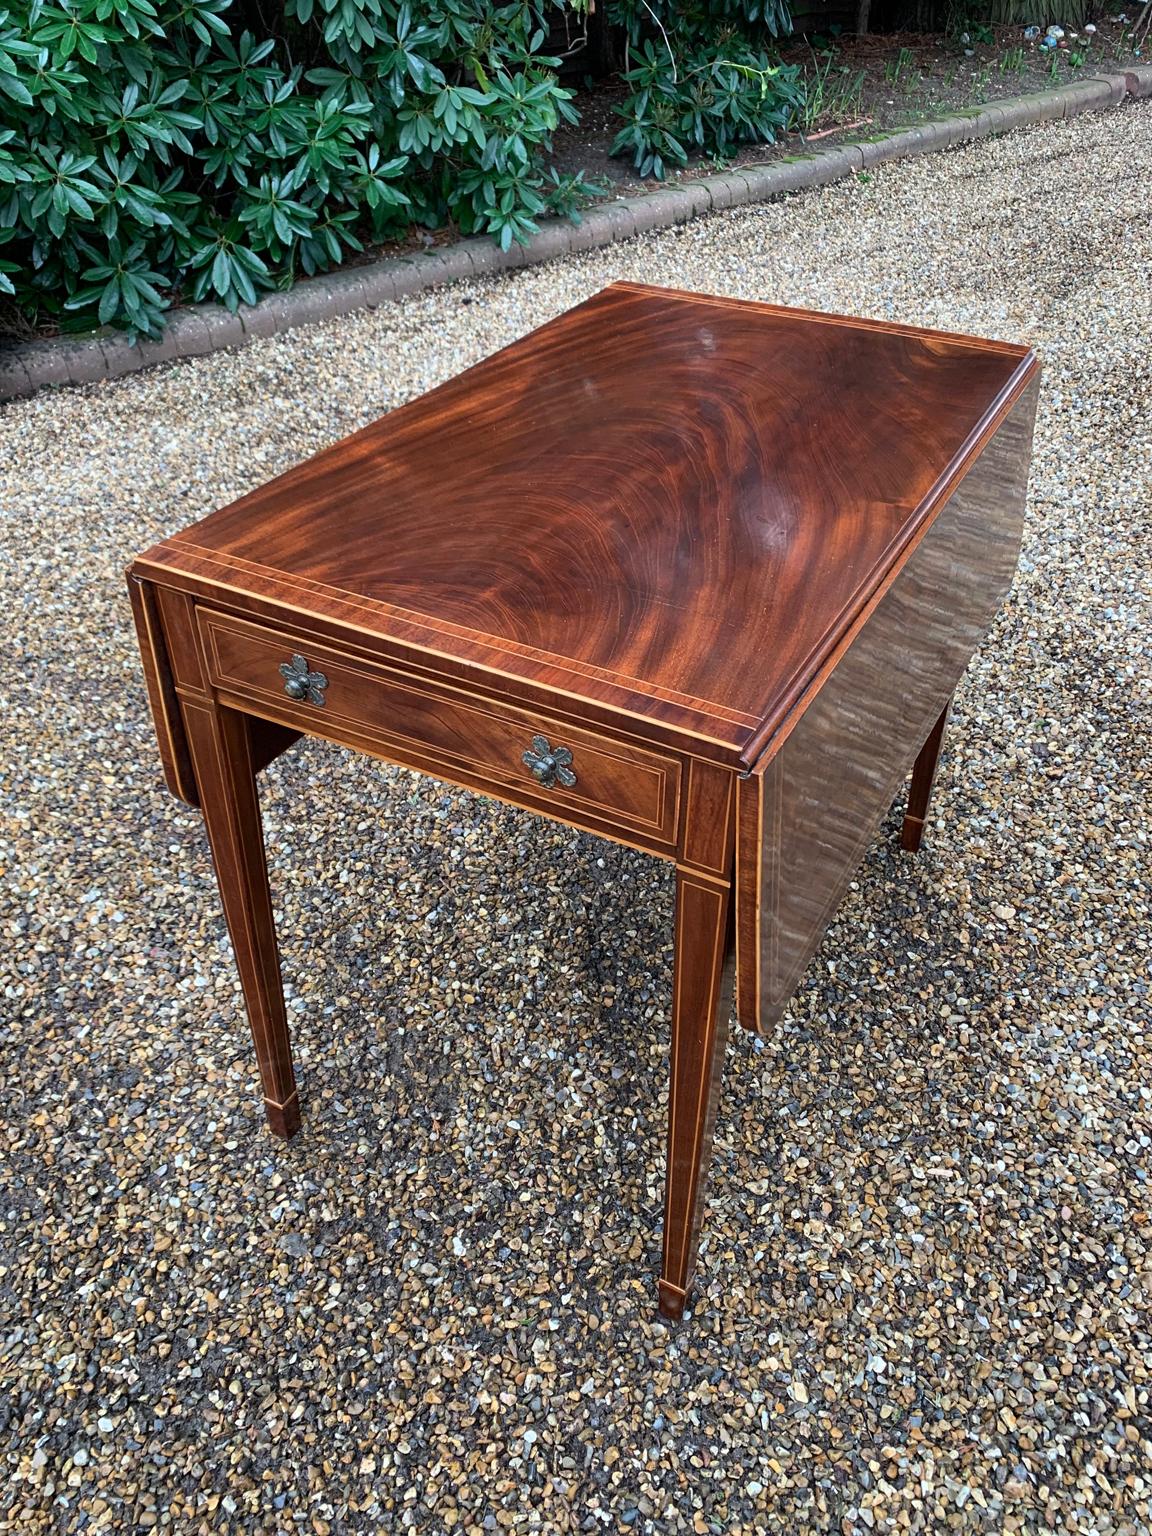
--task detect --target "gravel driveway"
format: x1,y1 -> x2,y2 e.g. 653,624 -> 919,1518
2,101 -> 1150,1535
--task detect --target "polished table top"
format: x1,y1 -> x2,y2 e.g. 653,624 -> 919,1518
136,281 -> 1033,767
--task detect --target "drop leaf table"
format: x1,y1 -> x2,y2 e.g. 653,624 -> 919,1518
129,283 -> 1038,1319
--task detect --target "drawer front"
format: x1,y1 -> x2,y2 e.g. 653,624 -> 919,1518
196,609 -> 681,847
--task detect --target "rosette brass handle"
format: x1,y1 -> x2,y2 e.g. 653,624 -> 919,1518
278,653 -> 328,707
522,734 -> 576,791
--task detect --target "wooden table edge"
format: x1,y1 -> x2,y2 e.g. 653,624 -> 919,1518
737,348 -> 1040,773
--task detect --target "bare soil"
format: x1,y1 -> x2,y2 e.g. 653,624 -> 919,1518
548,14 -> 1142,195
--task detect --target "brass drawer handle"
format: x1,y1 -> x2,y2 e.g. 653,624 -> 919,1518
523,734 -> 576,790
279,653 -> 328,707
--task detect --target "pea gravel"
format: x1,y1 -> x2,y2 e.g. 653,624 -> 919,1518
2,102 -> 1151,1536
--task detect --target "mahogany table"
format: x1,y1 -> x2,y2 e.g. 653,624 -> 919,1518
130,283 -> 1039,1319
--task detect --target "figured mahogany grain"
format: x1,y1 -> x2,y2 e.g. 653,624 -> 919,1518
734,377 -> 1040,1033
133,282 -> 1036,764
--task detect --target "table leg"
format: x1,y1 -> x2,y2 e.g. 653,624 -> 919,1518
181,697 -> 301,1139
901,699 -> 952,853
659,871 -> 736,1321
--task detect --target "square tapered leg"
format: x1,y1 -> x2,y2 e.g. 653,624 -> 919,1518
659,871 -> 735,1320
901,699 -> 952,853
182,699 -> 301,1138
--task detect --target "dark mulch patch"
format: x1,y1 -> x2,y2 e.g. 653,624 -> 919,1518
548,15 -> 1140,196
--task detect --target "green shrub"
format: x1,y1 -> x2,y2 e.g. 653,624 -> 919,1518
608,1 -> 801,179
0,0 -> 580,337
1,0 -> 804,338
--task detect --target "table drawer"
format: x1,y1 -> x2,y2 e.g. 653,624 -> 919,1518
196,608 -> 681,847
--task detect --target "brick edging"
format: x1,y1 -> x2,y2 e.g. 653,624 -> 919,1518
3,66 -> 1149,403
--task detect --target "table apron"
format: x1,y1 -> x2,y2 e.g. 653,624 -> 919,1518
194,605 -> 688,857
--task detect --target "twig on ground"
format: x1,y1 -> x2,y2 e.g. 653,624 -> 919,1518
806,118 -> 872,139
